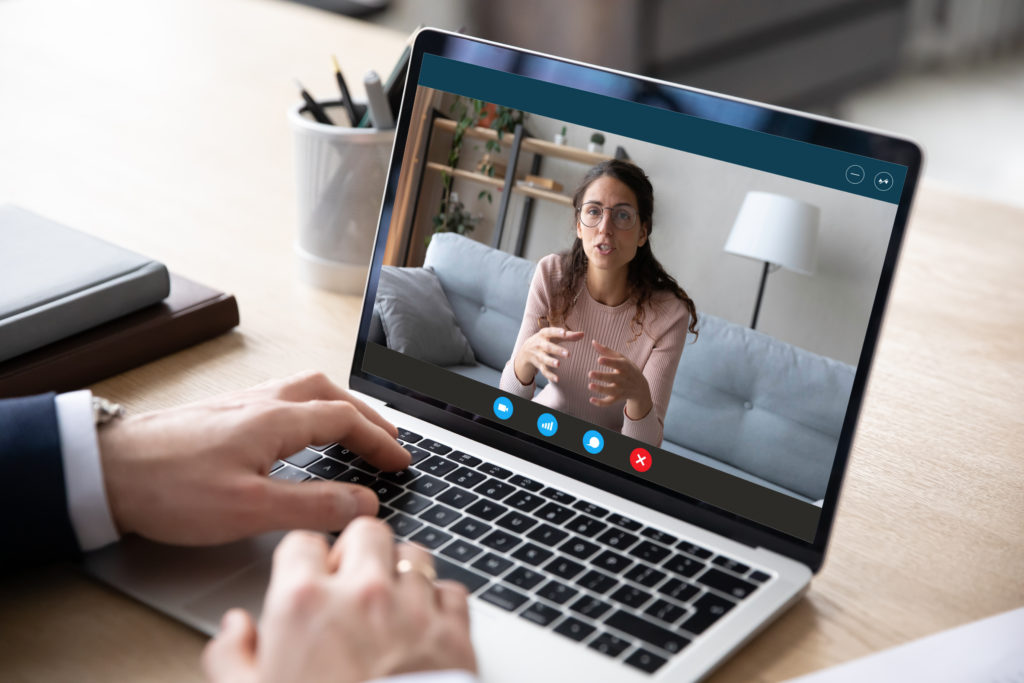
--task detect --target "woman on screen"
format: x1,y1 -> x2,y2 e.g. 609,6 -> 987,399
499,159 -> 698,446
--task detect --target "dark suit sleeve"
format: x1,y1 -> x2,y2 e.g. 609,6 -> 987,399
0,393 -> 80,569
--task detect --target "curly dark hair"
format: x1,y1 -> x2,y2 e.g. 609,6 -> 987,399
547,159 -> 698,340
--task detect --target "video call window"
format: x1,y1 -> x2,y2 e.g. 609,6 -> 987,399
366,84 -> 899,511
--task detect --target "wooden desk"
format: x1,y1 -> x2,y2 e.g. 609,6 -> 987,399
1,1 -> 1022,680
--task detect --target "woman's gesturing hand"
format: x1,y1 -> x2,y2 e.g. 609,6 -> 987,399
513,327 -> 584,386
588,340 -> 654,420
203,520 -> 477,683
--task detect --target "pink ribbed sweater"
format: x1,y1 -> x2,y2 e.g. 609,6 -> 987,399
499,254 -> 689,446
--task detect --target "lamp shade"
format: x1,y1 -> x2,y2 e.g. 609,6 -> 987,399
724,192 -> 820,275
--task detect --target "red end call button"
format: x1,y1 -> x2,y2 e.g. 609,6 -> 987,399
630,447 -> 652,472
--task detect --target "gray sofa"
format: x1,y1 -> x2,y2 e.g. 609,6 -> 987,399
375,233 -> 854,503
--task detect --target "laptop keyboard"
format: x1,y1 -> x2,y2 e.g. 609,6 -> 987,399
270,428 -> 774,675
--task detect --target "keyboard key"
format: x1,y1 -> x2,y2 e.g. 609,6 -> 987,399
403,446 -> 431,465
307,443 -> 333,452
640,527 -> 678,545
663,553 -> 704,578
284,449 -> 320,468
712,556 -> 751,575
536,579 -> 578,605
570,595 -> 611,619
471,553 -> 513,577
392,491 -> 432,515
478,463 -> 512,479
592,549 -> 633,574
645,599 -> 687,625
386,513 -> 423,538
270,465 -> 309,482
434,556 -> 488,593
658,578 -> 700,603
624,648 -> 668,674
495,511 -> 538,534
596,528 -> 639,550
677,540 -> 713,559
572,500 -> 609,518
749,570 -> 771,583
606,513 -> 642,531
505,490 -> 545,512
680,591 -> 735,635
505,566 -> 544,590
606,610 -> 690,654
447,451 -> 482,467
445,466 -> 487,489
578,569 -> 617,594
588,632 -> 631,658
419,456 -> 459,477
559,536 -> 600,560
544,556 -> 585,580
397,428 -> 422,443
474,479 -> 516,501
269,460 -> 285,473
624,564 -> 667,588
534,502 -> 574,525
520,601 -> 561,627
350,457 -> 380,474
407,474 -> 450,497
479,529 -> 521,553
697,568 -> 758,599
609,585 -> 652,609
564,514 -> 607,538
480,584 -> 528,611
306,458 -> 346,479
553,617 -> 595,642
540,487 -> 576,505
511,543 -> 553,567
526,523 -> 569,547
449,517 -> 491,540
629,540 -> 671,564
418,504 -> 462,528
409,526 -> 453,550
325,444 -> 357,462
367,479 -> 404,502
376,504 -> 395,520
379,468 -> 419,485
418,439 -> 452,455
335,469 -> 375,486
436,487 -> 479,509
440,539 -> 484,564
466,499 -> 508,521
509,475 -> 543,491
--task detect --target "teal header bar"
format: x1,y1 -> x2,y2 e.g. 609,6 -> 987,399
419,54 -> 906,204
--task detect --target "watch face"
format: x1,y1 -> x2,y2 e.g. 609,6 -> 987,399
92,396 -> 125,426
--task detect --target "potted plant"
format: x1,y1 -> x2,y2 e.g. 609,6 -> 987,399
588,132 -> 605,154
554,125 -> 567,146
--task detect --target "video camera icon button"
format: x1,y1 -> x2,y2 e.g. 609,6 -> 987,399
583,430 -> 604,454
493,397 -> 513,420
874,171 -> 894,192
630,447 -> 652,473
537,413 -> 558,437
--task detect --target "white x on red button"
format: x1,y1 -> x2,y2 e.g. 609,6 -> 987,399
630,447 -> 652,472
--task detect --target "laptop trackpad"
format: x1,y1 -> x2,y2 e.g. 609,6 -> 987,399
181,558 -> 272,630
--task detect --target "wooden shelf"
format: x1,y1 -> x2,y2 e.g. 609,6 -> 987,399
434,118 -> 504,145
513,182 -> 572,206
521,137 -> 613,165
425,161 -> 504,189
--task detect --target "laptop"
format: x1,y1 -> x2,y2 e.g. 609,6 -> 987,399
85,28 -> 922,682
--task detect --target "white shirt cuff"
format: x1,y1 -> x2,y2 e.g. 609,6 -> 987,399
368,671 -> 478,683
55,390 -> 120,551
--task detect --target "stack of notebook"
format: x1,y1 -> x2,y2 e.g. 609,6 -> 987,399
0,205 -> 239,398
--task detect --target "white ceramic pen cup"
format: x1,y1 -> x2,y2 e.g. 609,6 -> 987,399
289,99 -> 395,294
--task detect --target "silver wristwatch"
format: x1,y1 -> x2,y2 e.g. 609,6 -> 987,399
91,396 -> 125,426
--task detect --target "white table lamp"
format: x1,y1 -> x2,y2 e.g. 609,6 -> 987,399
724,191 -> 820,329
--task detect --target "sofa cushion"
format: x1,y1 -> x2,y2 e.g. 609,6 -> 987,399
375,265 -> 476,367
664,313 -> 854,500
424,233 -> 537,371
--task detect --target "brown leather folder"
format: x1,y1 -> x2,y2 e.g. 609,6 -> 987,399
0,273 -> 239,398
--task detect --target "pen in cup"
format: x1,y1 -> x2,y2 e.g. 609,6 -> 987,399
363,70 -> 394,130
294,79 -> 334,125
331,55 -> 360,127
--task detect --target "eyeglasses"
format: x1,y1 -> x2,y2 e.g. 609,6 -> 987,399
578,202 -> 638,230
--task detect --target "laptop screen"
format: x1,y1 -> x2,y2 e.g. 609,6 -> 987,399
353,31 -> 920,551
